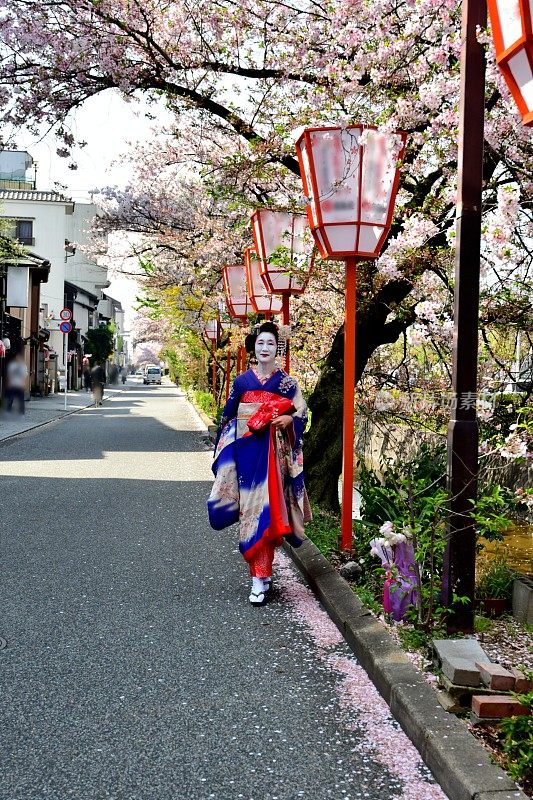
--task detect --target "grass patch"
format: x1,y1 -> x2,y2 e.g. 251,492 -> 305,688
474,614 -> 496,634
305,503 -> 340,559
189,389 -> 218,421
396,626 -> 431,651
354,584 -> 383,616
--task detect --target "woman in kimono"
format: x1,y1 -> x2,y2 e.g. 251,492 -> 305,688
208,322 -> 312,605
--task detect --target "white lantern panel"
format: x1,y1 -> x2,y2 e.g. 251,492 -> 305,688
204,320 -> 218,341
223,264 -> 250,318
324,225 -> 357,254
257,211 -> 312,293
309,128 -> 362,224
298,140 -> 319,226
508,48 -> 533,110
495,0 -> 523,50
246,253 -> 283,314
358,225 -> 383,254
360,130 -> 402,225
313,227 -> 328,256
6,266 -> 29,308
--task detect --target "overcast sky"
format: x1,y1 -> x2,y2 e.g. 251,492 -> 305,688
16,90 -> 171,328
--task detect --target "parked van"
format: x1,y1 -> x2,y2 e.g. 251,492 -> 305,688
143,366 -> 162,385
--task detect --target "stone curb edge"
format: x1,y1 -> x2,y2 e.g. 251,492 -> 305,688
283,538 -> 527,800
183,389 -> 215,433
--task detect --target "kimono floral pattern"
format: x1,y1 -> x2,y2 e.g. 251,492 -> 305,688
208,368 -> 312,560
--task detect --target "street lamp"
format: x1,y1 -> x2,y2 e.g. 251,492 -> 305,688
222,264 -> 252,322
487,0 -> 533,126
251,209 -> 315,372
243,247 -> 283,317
296,124 -> 406,551
222,263 -> 252,375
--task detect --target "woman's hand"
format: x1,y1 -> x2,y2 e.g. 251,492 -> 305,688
271,414 -> 293,431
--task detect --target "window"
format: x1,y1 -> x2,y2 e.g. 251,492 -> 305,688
15,219 -> 34,246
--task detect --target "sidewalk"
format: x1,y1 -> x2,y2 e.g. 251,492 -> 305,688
187,396 -> 528,800
0,385 -> 127,442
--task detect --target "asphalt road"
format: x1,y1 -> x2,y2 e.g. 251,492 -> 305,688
0,381 -> 446,800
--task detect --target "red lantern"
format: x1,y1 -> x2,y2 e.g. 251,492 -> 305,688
222,264 -> 252,321
295,123 -> 406,551
204,319 -> 219,343
488,0 -> 533,126
296,125 -> 407,259
250,210 -> 314,296
243,247 -> 283,316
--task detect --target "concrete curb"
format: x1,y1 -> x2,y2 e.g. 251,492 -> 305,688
184,390 -> 215,434
284,538 -> 527,800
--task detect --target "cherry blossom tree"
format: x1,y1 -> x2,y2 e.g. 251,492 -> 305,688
1,0 -> 532,509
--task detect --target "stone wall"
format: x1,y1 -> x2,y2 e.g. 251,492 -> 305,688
354,415 -> 533,505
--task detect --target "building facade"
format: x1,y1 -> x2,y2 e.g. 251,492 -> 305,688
0,150 -> 110,392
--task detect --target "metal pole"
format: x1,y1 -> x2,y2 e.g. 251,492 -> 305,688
282,294 -> 290,374
225,347 -> 231,401
63,333 -> 68,411
211,348 -> 217,400
443,0 -> 487,633
341,258 -> 357,550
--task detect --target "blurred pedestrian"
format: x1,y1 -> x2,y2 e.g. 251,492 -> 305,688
108,363 -> 119,385
90,362 -> 105,407
83,365 -> 92,392
6,351 -> 28,414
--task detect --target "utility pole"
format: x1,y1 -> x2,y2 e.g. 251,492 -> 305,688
443,0 -> 487,632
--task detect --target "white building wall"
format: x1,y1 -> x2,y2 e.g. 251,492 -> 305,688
65,203 -> 109,303
0,196 -> 72,368
74,302 -> 90,336
1,196 -> 109,370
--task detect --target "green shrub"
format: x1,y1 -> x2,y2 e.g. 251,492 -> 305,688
305,504 -> 340,559
354,442 -> 515,631
475,558 -> 517,601
190,389 -> 218,421
500,676 -> 533,783
354,584 -> 383,616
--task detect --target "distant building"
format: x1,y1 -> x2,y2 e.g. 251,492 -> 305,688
0,150 -> 110,392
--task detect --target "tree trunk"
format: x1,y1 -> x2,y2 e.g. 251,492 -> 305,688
304,277 -> 415,513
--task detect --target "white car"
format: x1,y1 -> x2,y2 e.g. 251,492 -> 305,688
144,366 -> 162,385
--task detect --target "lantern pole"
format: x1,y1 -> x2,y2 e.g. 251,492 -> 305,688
211,347 -> 217,400
282,294 -> 290,373
443,0 -> 486,633
340,257 -> 357,551
225,347 -> 231,401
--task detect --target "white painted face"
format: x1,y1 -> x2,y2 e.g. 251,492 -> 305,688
255,332 -> 277,368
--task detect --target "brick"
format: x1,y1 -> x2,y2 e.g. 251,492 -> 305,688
475,662 -> 516,691
471,695 -> 530,718
433,638 -> 492,687
510,667 -> 533,693
441,655 -> 481,687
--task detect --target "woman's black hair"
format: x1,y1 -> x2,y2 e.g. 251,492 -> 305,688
245,321 -> 279,353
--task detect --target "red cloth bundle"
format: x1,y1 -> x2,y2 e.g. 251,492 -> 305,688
247,397 -> 295,432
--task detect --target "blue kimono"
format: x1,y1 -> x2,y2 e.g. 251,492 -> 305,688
207,368 -> 311,563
